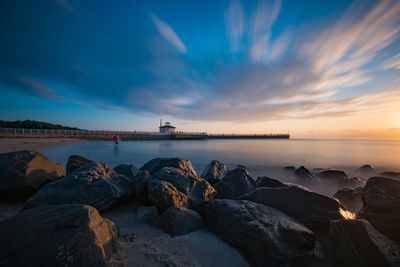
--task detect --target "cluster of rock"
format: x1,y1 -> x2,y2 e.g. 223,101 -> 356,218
1,150 -> 400,266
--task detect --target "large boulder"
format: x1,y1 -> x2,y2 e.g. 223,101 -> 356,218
362,176 -> 400,216
157,207 -> 203,237
294,166 -> 315,179
318,169 -> 348,182
152,167 -> 216,206
147,179 -> 189,212
256,176 -> 289,188
200,160 -> 228,185
214,167 -> 256,199
139,157 -> 197,176
198,199 -> 316,266
66,154 -> 95,174
134,170 -> 151,204
362,176 -> 400,242
330,219 -> 400,267
24,162 -> 134,211
113,164 -> 138,181
243,186 -> 353,226
333,187 -> 363,213
0,150 -> 65,199
381,172 -> 400,180
0,204 -> 118,267
359,164 -> 375,173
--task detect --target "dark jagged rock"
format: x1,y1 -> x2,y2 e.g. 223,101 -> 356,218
0,150 -> 65,199
284,166 -> 296,171
24,162 -> 134,211
0,204 -> 118,267
134,170 -> 151,204
137,206 -> 158,224
113,164 -> 138,180
147,179 -> 189,212
243,186 -> 353,226
330,219 -> 400,267
139,157 -> 197,176
359,164 -> 375,173
362,176 -> 400,242
294,166 -> 315,179
198,199 -> 316,266
214,167 -> 256,199
333,187 -> 363,213
152,167 -> 216,206
381,172 -> 400,180
66,154 -> 94,174
200,160 -> 228,185
319,169 -> 348,181
256,176 -> 289,188
157,207 -> 203,237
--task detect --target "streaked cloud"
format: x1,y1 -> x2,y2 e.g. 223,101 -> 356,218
151,14 -> 187,54
381,53 -> 400,70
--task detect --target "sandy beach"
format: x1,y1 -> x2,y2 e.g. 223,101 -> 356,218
0,138 -> 86,153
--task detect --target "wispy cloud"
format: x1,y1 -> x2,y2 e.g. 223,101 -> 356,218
381,53 -> 400,70
151,14 -> 187,54
225,0 -> 244,52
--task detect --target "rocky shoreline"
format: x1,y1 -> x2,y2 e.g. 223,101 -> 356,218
0,150 -> 400,266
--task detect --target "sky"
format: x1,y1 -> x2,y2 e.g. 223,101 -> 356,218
0,0 -> 399,138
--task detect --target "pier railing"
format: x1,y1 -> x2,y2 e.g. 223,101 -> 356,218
0,128 -> 289,140
0,128 -> 207,137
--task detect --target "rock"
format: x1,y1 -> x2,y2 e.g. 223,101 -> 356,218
284,166 -> 296,171
137,206 -> 158,224
362,176 -> 400,242
0,204 -> 118,267
330,219 -> 400,267
0,150 -> 65,199
243,186 -> 353,226
236,164 -> 248,170
113,164 -> 138,180
24,162 -> 134,211
198,199 -> 316,266
200,160 -> 228,185
66,154 -> 95,174
139,157 -> 197,176
362,176 -> 400,216
319,169 -> 348,181
157,207 -> 203,237
359,164 -> 375,173
256,176 -> 289,188
381,172 -> 400,180
333,187 -> 363,213
134,170 -> 151,204
214,167 -> 256,199
294,166 -> 315,179
152,167 -> 216,206
147,179 -> 189,212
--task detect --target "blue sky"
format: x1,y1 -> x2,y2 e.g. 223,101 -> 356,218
0,0 -> 399,137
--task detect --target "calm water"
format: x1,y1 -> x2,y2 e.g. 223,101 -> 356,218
42,139 -> 400,196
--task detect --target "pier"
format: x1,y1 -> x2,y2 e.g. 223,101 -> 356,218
0,128 -> 290,140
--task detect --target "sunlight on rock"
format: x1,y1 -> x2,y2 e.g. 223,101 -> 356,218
339,208 -> 356,220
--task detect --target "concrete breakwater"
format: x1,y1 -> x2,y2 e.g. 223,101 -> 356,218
0,128 -> 289,140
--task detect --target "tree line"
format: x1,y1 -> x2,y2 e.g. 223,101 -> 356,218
0,120 -> 80,130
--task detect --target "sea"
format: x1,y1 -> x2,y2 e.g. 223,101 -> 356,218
42,138 -> 400,196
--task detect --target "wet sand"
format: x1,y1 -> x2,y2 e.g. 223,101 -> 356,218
0,138 -> 86,153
